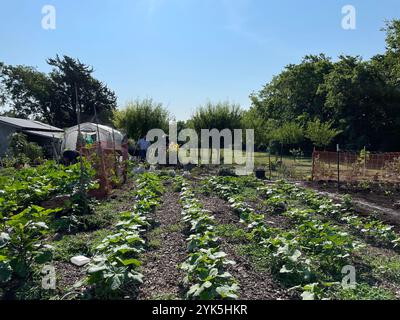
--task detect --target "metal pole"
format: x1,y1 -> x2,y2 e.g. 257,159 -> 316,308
311,146 -> 316,182
363,146 -> 367,178
337,144 -> 340,193
268,148 -> 272,180
75,83 -> 85,193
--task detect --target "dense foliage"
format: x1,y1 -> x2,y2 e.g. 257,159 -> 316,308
250,20 -> 400,151
113,98 -> 170,141
0,55 -> 117,128
188,101 -> 243,133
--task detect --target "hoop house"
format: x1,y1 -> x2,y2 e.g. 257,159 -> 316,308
62,122 -> 125,151
62,122 -> 128,198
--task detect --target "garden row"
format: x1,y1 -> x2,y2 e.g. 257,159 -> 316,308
79,173 -> 164,299
176,176 -> 239,299
207,176 -> 400,299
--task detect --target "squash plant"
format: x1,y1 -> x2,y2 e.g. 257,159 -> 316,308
178,178 -> 239,300
84,173 -> 162,298
0,205 -> 57,284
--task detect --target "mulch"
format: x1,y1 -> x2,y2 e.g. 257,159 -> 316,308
199,194 -> 293,300
137,190 -> 187,300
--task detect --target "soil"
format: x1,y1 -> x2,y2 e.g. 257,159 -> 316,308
54,261 -> 86,296
136,190 -> 187,300
302,181 -> 400,231
199,194 -> 293,300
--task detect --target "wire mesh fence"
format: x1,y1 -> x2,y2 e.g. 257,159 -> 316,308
312,149 -> 400,183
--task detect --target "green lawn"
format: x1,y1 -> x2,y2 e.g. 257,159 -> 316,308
254,152 -> 312,179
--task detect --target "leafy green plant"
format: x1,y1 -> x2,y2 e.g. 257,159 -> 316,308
178,178 -> 239,300
0,206 -> 57,284
83,173 -> 162,299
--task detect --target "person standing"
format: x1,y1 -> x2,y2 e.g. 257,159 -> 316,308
138,135 -> 150,162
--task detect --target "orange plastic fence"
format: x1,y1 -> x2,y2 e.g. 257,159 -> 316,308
80,141 -> 129,198
312,150 -> 400,183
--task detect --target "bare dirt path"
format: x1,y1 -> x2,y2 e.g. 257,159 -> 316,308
200,195 -> 293,300
137,190 -> 187,300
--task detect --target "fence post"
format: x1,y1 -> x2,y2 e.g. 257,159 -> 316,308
363,146 -> 367,178
311,147 -> 316,182
268,148 -> 272,180
337,144 -> 340,192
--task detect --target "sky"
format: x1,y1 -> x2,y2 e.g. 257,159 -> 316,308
1,0 -> 400,120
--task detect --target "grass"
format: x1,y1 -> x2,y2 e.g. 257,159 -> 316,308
334,283 -> 396,300
147,223 -> 185,249
53,229 -> 110,262
360,249 -> 400,284
254,152 -> 312,179
215,224 -> 252,243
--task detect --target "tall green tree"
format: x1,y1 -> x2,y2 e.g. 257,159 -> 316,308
113,98 -> 170,141
251,54 -> 333,124
250,20 -> 400,151
0,55 -> 117,128
305,119 -> 341,148
188,101 -> 243,133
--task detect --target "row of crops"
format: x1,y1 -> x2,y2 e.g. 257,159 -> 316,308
0,161 -> 97,298
82,173 -> 164,298
176,177 -> 239,299
1,161 -> 399,300
206,176 -> 400,299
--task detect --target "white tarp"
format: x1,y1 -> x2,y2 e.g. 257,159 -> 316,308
61,123 -> 124,151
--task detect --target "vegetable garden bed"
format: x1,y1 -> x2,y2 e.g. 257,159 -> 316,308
1,164 -> 400,300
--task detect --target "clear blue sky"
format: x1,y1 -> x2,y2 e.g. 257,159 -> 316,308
1,0 -> 399,120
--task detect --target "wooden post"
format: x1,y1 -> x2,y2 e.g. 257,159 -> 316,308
337,144 -> 340,193
94,104 -> 109,195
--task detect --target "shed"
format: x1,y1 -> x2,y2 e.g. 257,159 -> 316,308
0,116 -> 64,158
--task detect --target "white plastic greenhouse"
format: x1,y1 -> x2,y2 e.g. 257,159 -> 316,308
61,122 -> 125,152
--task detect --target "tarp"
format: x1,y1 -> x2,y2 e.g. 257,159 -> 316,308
61,123 -> 125,151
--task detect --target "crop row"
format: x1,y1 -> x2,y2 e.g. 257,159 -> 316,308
0,161 -> 96,219
82,173 -> 163,299
176,176 -> 239,300
258,181 -> 400,249
207,177 -> 368,299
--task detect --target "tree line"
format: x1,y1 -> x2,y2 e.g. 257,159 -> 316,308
1,20 -> 399,154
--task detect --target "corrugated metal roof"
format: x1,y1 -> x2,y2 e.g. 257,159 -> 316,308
0,116 -> 63,132
24,130 -> 63,139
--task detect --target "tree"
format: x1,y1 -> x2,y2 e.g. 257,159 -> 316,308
251,54 -> 333,124
305,119 -> 341,148
188,101 -> 243,133
0,55 -> 117,128
271,122 -> 304,160
241,108 -> 277,150
250,21 -> 400,151
113,98 -> 170,141
272,122 -> 304,146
